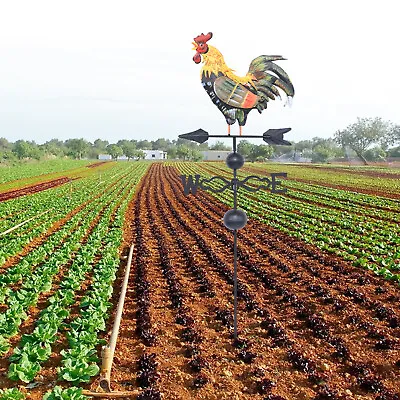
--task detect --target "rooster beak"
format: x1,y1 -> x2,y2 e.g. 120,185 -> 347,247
192,41 -> 198,51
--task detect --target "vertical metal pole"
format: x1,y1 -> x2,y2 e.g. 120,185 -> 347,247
233,229 -> 238,340
232,136 -> 238,340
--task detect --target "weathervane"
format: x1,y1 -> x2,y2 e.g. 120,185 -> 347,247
179,128 -> 291,340
184,29 -> 294,339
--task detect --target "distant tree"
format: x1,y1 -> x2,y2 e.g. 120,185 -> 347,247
293,140 -> 312,159
311,137 -> 343,163
237,140 -> 254,159
41,139 -> 66,157
65,138 -> 90,159
137,140 -> 152,150
13,140 -> 40,159
176,144 -> 191,160
167,147 -> 177,159
133,149 -> 145,160
387,146 -> 400,158
106,144 -> 123,160
209,141 -> 230,151
0,150 -> 17,162
247,144 -> 273,162
384,124 -> 400,148
189,148 -> 203,161
364,146 -> 387,162
270,144 -> 293,158
334,117 -> 394,165
119,141 -> 137,160
0,138 -> 11,150
152,138 -> 170,151
93,139 -> 109,152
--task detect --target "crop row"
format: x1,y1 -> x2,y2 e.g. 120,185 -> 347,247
176,162 -> 400,281
131,164 -> 399,398
162,165 -> 400,398
0,163 -> 149,398
238,162 -> 400,196
0,159 -> 90,187
0,163 -> 138,265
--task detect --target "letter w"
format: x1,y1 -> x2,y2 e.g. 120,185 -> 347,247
180,175 -> 201,195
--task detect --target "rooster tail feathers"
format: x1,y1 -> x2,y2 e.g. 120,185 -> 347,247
255,78 -> 281,99
272,76 -> 294,98
248,55 -> 295,100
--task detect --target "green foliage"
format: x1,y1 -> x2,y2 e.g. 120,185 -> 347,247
311,138 -> 343,163
176,161 -> 400,283
364,146 -> 386,162
43,386 -> 88,400
7,353 -> 41,382
334,117 -> 395,164
0,162 -> 149,386
209,140 -> 230,151
387,146 -> 400,158
65,139 -> 90,160
58,358 -> 99,382
0,336 -> 10,356
106,144 -> 123,160
0,388 -> 25,400
41,139 -> 67,157
13,140 -> 42,160
237,141 -> 273,162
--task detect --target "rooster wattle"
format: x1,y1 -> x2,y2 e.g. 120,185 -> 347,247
193,32 -> 295,136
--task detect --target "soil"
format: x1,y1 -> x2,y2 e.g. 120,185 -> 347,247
86,164 -> 400,400
0,177 -> 74,202
87,162 -> 112,169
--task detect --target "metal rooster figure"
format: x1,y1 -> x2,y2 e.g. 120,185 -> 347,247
192,32 -> 295,135
180,33 -> 295,340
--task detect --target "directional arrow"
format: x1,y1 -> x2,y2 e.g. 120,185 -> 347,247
262,128 -> 292,146
179,128 -> 209,144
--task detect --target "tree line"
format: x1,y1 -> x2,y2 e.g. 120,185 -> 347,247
1,117 -> 399,165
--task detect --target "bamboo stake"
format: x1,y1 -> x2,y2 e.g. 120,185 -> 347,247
81,390 -> 139,398
0,209 -> 52,237
98,244 -> 134,392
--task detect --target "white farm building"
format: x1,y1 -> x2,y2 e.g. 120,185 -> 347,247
201,150 -> 230,161
98,150 -> 167,161
143,150 -> 167,160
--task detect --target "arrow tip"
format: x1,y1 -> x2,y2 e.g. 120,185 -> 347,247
179,129 -> 209,144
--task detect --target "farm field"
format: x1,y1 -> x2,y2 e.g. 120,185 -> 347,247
0,161 -> 399,400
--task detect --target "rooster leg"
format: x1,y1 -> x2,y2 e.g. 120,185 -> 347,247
239,126 -> 243,136
227,125 -> 231,136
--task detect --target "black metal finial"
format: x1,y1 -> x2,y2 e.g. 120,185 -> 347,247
223,209 -> 247,230
226,152 -> 245,170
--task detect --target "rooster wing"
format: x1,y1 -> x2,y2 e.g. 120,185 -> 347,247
214,77 -> 259,109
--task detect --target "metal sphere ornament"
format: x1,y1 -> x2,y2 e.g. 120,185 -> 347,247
226,152 -> 244,170
223,209 -> 248,230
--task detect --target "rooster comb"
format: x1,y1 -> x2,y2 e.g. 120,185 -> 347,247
194,32 -> 213,44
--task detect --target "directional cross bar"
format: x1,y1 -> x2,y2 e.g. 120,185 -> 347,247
179,128 -> 292,145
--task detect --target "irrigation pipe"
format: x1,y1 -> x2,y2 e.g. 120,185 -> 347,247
90,244 -> 138,395
0,209 -> 52,237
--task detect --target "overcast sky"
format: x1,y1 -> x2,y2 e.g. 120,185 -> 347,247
1,0 -> 399,145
